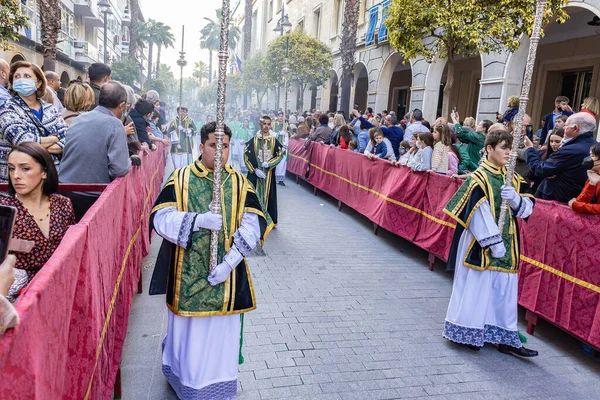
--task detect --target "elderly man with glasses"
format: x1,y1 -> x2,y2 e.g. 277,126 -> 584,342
524,112 -> 598,203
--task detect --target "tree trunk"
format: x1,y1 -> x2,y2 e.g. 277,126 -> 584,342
243,0 -> 253,60
129,0 -> 139,62
441,51 -> 455,120
156,44 -> 162,78
147,42 -> 154,83
208,50 -> 213,84
339,0 -> 360,116
297,83 -> 306,111
39,0 -> 60,72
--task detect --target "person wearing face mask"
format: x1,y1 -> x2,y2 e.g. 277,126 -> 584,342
0,59 -> 10,104
568,143 -> 600,214
0,61 -> 68,183
58,81 -> 131,221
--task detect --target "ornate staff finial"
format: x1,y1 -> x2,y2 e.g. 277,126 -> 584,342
209,0 -> 232,271
498,0 -> 547,233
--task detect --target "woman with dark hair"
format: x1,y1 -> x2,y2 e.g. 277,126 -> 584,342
0,61 -> 67,182
0,142 -> 75,286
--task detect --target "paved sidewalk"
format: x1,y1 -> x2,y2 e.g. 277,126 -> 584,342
121,174 -> 600,399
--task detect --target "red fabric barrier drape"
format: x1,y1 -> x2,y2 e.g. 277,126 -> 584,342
0,148 -> 166,399
413,172 -> 462,260
288,139 -> 600,349
287,139 -> 309,177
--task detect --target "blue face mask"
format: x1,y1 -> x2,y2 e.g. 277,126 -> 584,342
12,78 -> 38,96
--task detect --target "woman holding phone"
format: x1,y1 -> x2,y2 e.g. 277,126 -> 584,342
0,142 -> 75,287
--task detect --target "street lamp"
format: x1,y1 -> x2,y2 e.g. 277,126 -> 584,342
273,2 -> 292,111
97,0 -> 113,64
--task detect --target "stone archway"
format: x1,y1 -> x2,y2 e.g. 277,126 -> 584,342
352,62 -> 369,111
329,71 -> 339,113
10,54 -> 26,64
375,52 -> 406,113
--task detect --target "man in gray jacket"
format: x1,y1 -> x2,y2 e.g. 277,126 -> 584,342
59,81 -> 131,221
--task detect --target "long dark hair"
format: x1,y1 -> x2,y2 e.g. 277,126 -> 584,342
542,128 -> 564,161
338,125 -> 352,144
7,142 -> 58,196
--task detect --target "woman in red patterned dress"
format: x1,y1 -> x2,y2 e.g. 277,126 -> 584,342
0,142 -> 75,286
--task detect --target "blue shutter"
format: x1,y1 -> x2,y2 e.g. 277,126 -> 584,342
378,0 -> 391,42
365,5 -> 379,47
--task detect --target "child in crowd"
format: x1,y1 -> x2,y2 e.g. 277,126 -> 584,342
430,124 -> 452,174
408,132 -> 434,171
348,140 -> 358,152
447,144 -> 463,176
569,143 -> 600,214
369,130 -> 387,158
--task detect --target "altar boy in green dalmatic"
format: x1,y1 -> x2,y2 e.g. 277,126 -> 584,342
442,127 -> 538,358
149,122 -> 267,399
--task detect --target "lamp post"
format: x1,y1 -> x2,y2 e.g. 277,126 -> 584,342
281,37 -> 291,128
97,0 -> 113,64
176,26 -> 187,109
273,3 -> 292,111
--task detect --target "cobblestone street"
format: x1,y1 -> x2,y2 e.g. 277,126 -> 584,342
121,174 -> 600,399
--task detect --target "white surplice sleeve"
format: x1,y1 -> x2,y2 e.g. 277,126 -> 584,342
513,196 -> 534,219
223,213 -> 261,268
469,201 -> 503,249
153,206 -> 198,250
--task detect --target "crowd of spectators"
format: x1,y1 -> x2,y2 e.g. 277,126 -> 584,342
0,59 -> 172,331
282,93 -> 599,216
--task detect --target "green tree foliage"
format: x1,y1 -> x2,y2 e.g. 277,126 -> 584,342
386,0 -> 568,117
154,22 -> 175,76
264,32 -> 332,110
200,8 -> 240,84
198,81 -> 218,106
147,64 -> 177,98
0,0 -> 29,51
240,52 -> 272,107
192,61 -> 209,84
111,59 -> 142,87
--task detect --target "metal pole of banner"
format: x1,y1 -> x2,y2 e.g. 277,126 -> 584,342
209,0 -> 232,271
497,0 -> 547,233
176,26 -> 187,109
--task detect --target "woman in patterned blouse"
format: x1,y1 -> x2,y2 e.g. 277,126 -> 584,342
0,142 -> 75,287
0,61 -> 67,183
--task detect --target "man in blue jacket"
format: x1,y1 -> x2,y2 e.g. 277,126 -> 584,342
352,109 -> 404,159
525,112 -> 597,203
539,95 -> 573,146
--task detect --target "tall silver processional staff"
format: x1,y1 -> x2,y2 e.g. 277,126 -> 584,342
209,0 -> 232,271
498,0 -> 547,233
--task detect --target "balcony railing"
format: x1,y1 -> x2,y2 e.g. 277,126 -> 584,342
74,40 -> 99,64
57,33 -> 74,58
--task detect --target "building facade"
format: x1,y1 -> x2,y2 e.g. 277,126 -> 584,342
239,0 -> 600,133
1,0 -> 142,88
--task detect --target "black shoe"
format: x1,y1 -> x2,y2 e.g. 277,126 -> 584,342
278,181 -> 286,186
465,344 -> 481,351
498,344 -> 538,357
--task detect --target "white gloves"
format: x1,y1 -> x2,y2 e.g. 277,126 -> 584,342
178,125 -> 183,132
193,212 -> 222,231
207,261 -> 233,286
501,185 -> 521,210
261,161 -> 269,169
490,243 -> 506,259
255,169 -> 266,179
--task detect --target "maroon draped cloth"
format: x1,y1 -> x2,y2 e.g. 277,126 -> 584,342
289,140 -> 600,349
0,147 -> 166,399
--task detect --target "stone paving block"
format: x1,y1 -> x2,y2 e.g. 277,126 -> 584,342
254,367 -> 285,380
259,386 -> 293,399
270,375 -> 303,387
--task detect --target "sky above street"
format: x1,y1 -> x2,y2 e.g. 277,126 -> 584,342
142,0 -> 238,77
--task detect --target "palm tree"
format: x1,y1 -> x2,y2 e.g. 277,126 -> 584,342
192,61 -> 209,85
39,0 -> 61,71
339,0 -> 361,116
200,8 -> 241,84
139,19 -> 160,82
128,0 -> 140,62
243,0 -> 253,60
154,23 -> 175,78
